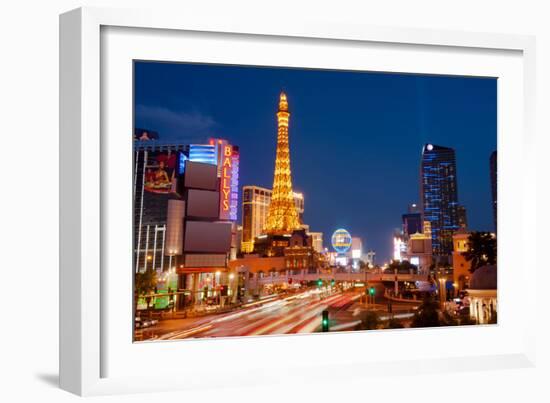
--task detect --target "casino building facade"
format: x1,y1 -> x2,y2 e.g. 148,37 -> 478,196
133,132 -> 240,309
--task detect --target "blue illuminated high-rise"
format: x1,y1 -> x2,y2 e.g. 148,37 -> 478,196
420,144 -> 459,257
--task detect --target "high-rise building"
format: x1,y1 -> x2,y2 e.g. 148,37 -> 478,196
264,92 -> 301,234
241,185 -> 304,253
134,140 -> 187,274
457,204 -> 468,229
365,250 -> 376,266
420,144 -> 460,257
308,232 -> 324,253
393,230 -> 407,261
490,151 -> 497,231
402,212 -> 423,237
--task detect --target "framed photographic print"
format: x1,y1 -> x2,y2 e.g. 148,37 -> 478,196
60,7 -> 537,396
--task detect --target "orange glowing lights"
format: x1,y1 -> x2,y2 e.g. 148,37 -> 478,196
264,92 -> 301,234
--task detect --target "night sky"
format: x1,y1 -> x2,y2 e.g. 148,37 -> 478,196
134,61 -> 497,262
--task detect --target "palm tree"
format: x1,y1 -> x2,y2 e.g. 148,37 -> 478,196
462,231 -> 497,273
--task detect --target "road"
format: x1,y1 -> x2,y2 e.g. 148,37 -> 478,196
136,289 -> 364,341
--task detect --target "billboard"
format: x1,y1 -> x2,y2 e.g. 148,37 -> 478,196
331,229 -> 352,253
144,152 -> 177,194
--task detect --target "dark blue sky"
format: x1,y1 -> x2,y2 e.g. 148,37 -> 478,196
134,61 -> 496,262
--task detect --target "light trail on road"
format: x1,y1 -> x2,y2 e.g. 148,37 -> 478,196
155,289 -> 362,340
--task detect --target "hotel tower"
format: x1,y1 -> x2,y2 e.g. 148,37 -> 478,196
420,143 -> 460,257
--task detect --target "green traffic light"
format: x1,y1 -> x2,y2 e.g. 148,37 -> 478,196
369,287 -> 375,296
322,310 -> 329,332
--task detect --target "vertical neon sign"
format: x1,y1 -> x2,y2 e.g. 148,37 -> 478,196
230,147 -> 239,221
219,145 -> 233,220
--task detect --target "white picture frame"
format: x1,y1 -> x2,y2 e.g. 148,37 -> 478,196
60,6 -> 537,396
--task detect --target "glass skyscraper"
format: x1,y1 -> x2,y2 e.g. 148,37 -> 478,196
420,144 -> 459,257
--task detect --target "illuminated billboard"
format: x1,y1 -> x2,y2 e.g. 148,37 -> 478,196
189,144 -> 217,166
331,229 -> 352,253
218,144 -> 239,221
144,152 -> 177,194
230,147 -> 240,221
393,236 -> 405,261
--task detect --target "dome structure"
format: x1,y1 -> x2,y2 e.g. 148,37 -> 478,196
469,265 -> 497,290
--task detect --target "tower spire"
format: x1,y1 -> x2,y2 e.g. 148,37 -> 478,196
264,92 -> 301,234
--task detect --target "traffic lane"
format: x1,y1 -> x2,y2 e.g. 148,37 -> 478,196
135,291 -> 310,340
160,290 -> 360,339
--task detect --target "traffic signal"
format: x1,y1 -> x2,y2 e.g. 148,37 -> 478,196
331,279 -> 335,287
322,310 -> 329,332
369,287 -> 375,296
317,278 -> 323,287
219,285 -> 228,297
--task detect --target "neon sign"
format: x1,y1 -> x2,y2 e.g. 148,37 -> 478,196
211,138 -> 239,221
219,145 -> 233,220
230,148 -> 239,221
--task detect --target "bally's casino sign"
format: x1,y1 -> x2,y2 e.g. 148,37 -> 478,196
219,145 -> 239,221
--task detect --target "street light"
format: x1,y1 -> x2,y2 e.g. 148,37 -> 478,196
439,276 -> 447,310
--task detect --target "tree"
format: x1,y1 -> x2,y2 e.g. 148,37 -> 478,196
135,268 -> 157,312
387,259 -> 418,274
462,231 -> 497,273
411,294 -> 441,328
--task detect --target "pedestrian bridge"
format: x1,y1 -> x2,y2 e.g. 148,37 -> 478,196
254,271 -> 428,286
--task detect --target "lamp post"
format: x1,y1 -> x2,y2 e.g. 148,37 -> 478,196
228,272 -> 235,305
439,276 -> 447,311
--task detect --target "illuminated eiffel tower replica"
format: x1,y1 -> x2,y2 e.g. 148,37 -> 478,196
264,92 -> 301,234
254,92 -> 310,257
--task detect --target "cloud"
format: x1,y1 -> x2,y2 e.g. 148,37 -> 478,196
135,105 -> 217,140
